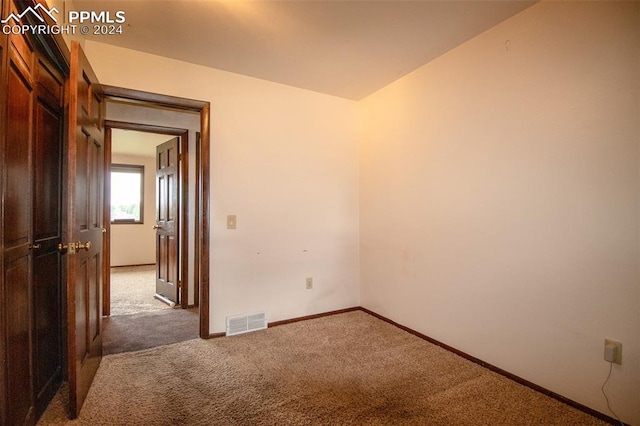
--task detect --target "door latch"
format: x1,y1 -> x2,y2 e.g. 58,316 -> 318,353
76,241 -> 92,251
57,241 -> 91,254
58,243 -> 75,254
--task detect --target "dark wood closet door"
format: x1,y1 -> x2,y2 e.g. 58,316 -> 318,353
0,0 -> 69,424
2,32 -> 36,426
1,9 -> 65,424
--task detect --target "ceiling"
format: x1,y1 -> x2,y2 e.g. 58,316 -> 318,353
111,129 -> 175,157
80,0 -> 536,100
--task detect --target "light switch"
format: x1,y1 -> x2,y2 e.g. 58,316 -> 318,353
227,215 -> 237,230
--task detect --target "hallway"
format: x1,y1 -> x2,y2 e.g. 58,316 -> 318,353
105,265 -> 199,355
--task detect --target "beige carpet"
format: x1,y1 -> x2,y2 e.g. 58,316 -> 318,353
38,311 -> 607,425
110,265 -> 169,316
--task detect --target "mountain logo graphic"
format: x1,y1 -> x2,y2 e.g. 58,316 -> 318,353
1,4 -> 59,24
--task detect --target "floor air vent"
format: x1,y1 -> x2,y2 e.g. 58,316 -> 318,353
226,311 -> 267,336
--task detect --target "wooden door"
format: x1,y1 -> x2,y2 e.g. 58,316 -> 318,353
66,41 -> 104,418
155,137 -> 179,304
2,31 -> 36,426
1,24 -> 64,424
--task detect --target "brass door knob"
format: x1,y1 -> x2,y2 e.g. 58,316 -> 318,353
153,225 -> 161,230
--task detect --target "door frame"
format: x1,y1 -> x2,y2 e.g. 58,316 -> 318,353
104,122 -> 189,312
101,85 -> 210,338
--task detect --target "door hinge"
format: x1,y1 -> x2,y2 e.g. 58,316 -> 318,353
178,280 -> 182,289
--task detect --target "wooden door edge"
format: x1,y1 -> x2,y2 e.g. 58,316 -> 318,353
180,131 -> 189,309
102,128 -> 112,316
199,104 -> 211,339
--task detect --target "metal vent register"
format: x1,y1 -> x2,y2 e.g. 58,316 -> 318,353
226,311 -> 267,336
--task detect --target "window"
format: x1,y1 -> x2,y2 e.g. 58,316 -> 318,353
111,164 -> 144,224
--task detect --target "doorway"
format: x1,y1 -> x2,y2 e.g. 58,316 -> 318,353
102,121 -> 199,354
105,125 -> 189,315
108,129 -> 184,317
101,86 -> 211,340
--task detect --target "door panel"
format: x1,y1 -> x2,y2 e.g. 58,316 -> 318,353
5,62 -> 33,248
91,138 -> 101,229
75,259 -> 88,363
66,41 -> 104,418
33,251 -> 61,402
33,56 -> 64,416
5,257 -> 32,424
155,138 -> 179,304
34,102 -> 61,238
76,131 -> 89,231
89,254 -> 100,343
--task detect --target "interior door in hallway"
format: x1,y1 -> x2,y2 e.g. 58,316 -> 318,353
155,137 -> 179,304
66,41 -> 105,418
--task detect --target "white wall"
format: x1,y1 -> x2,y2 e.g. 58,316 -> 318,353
110,153 -> 156,266
359,2 -> 639,424
85,41 -> 361,331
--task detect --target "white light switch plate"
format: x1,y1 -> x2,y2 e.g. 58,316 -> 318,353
227,215 -> 237,229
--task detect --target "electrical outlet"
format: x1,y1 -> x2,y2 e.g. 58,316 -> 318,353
604,339 -> 622,365
306,277 -> 313,290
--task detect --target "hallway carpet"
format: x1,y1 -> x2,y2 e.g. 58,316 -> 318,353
110,265 -> 169,316
103,307 -> 200,355
38,311 -> 607,425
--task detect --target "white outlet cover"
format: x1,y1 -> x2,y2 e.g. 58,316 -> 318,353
604,339 -> 622,365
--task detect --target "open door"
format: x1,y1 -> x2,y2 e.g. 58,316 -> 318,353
154,137 -> 180,305
65,41 -> 105,418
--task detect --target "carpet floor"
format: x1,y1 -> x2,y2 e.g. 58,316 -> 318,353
38,311 -> 607,426
103,308 -> 200,355
110,265 -> 169,316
